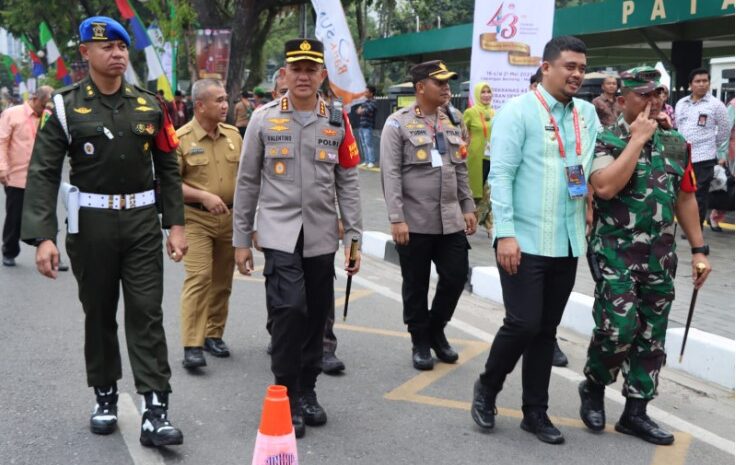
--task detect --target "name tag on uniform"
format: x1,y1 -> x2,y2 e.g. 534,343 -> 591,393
565,164 -> 587,199
431,149 -> 443,167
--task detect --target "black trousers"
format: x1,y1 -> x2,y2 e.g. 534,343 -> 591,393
693,159 -> 716,225
479,251 -> 577,413
2,186 -> 24,259
66,206 -> 171,393
263,233 -> 335,400
396,231 -> 469,343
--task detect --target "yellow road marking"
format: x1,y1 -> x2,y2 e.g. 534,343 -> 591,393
337,322 -> 695,463
651,432 -> 693,465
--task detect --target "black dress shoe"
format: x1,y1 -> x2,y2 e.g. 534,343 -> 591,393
182,347 -> 206,369
2,256 -> 15,267
552,341 -> 568,367
615,398 -> 674,445
471,379 -> 497,431
58,260 -> 69,271
412,345 -> 434,371
300,390 -> 327,426
292,412 -> 305,438
520,410 -> 565,444
289,397 -> 305,438
430,330 -> 459,363
578,380 -> 605,432
322,352 -> 345,375
204,337 -> 230,357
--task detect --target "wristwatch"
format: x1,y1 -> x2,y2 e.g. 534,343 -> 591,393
691,245 -> 710,256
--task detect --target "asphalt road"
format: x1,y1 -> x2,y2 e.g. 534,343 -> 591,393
0,170 -> 733,465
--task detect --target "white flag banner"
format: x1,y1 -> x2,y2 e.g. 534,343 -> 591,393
45,39 -> 61,64
311,0 -> 366,109
469,1 -> 555,109
125,62 -> 141,86
145,46 -> 164,81
148,26 -> 174,85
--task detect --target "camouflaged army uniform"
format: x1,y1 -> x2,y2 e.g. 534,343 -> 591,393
584,115 -> 690,400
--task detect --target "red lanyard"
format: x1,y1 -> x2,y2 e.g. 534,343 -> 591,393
534,90 -> 581,158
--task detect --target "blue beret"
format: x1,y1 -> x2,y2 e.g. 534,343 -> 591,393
79,16 -> 130,47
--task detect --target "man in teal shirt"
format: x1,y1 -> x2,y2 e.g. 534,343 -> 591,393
471,36 -> 600,445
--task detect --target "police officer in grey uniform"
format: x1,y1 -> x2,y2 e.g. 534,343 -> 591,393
233,38 -> 362,439
381,60 -> 476,371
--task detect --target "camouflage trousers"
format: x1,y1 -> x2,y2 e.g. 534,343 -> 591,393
583,265 -> 675,400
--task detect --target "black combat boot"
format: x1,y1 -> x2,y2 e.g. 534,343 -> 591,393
300,390 -> 327,426
290,396 -> 305,439
615,398 -> 674,445
140,391 -> 184,447
429,325 -> 459,364
578,379 -> 605,431
471,379 -> 497,431
322,352 -> 346,375
90,385 -> 118,435
552,341 -> 568,367
410,332 -> 434,371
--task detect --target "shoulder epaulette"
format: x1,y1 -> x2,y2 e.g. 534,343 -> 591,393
219,122 -> 239,132
133,84 -> 157,97
176,123 -> 193,137
54,82 -> 80,96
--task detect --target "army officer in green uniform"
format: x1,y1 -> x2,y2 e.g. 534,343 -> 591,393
21,16 -> 188,447
578,67 -> 712,445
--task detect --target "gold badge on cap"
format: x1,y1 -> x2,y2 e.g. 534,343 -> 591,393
91,22 -> 107,40
300,40 -> 312,51
83,142 -> 95,155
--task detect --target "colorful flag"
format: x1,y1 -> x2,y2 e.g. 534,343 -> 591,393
115,0 -> 136,19
39,22 -> 72,85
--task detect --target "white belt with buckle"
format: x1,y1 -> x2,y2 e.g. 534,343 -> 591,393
78,190 -> 156,210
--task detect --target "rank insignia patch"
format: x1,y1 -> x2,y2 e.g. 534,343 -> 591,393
73,107 -> 92,114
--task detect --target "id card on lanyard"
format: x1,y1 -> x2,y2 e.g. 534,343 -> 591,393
535,90 -> 587,199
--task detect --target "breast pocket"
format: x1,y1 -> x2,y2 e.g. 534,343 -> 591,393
446,134 -> 466,165
404,135 -> 432,165
314,148 -> 338,183
70,122 -> 106,161
264,144 -> 295,181
183,153 -> 210,186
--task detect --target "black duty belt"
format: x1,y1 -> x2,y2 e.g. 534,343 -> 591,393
185,202 -> 233,211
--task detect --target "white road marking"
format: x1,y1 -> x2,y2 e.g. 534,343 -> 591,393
344,268 -> 736,456
119,393 -> 166,465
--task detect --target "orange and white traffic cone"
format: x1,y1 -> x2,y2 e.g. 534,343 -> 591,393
251,385 -> 299,465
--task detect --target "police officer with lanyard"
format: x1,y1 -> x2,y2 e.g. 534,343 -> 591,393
579,67 -> 712,445
233,38 -> 362,438
381,60 -> 476,371
21,17 -> 187,447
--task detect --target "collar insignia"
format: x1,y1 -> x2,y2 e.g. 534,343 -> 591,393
73,107 -> 92,114
280,97 -> 289,112
319,101 -> 327,116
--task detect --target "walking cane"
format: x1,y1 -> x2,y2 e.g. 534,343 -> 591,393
679,263 -> 707,363
343,237 -> 360,321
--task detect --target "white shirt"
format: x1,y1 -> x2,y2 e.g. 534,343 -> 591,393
675,93 -> 730,163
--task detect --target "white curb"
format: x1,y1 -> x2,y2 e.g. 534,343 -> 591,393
362,231 -> 734,389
